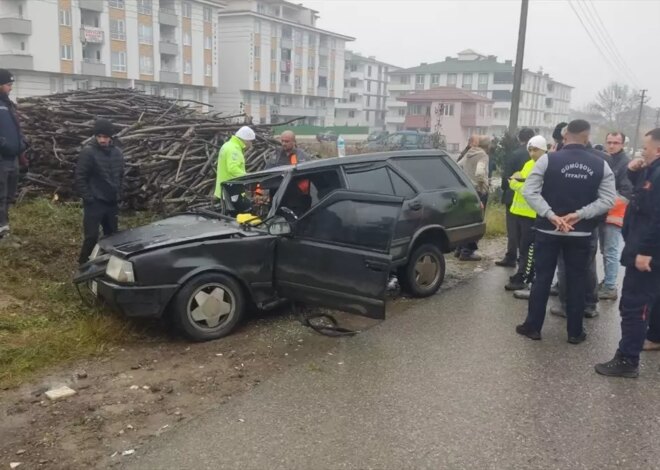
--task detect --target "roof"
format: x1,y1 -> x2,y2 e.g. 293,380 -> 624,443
397,87 -> 493,103
345,51 -> 402,69
391,56 -> 513,75
231,150 -> 452,180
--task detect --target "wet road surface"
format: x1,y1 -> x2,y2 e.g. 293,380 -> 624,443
125,265 -> 660,469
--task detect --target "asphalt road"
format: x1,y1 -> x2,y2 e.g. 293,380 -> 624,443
125,266 -> 660,470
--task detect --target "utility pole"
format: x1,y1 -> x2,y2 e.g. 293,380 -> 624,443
631,89 -> 647,156
508,0 -> 529,135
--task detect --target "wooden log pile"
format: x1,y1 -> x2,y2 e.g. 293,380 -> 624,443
17,88 -> 288,211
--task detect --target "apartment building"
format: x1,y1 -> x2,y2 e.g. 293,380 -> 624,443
397,87 -> 494,153
387,49 -> 572,138
0,0 -> 222,103
335,51 -> 400,130
212,0 -> 353,126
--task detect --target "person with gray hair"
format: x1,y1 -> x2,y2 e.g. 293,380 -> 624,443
456,135 -> 490,261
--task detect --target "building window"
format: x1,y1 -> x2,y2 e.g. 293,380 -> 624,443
110,19 -> 126,40
254,45 -> 260,58
366,95 -> 371,107
139,55 -> 153,74
349,111 -> 356,118
109,0 -> 125,9
295,30 -> 303,46
111,51 -> 127,72
415,74 -> 424,85
254,70 -> 260,82
368,65 -> 372,77
184,61 -> 192,74
271,72 -> 277,83
398,108 -> 406,116
478,73 -> 488,90
318,76 -> 328,88
308,55 -> 315,70
431,74 -> 440,86
493,72 -> 514,84
137,0 -> 152,15
447,73 -> 457,87
205,64 -> 212,77
203,6 -> 212,22
367,81 -> 371,92
60,44 -> 72,60
399,75 -> 410,84
182,2 -> 192,18
462,73 -> 473,90
254,20 -> 261,33
183,32 -> 192,46
59,9 -> 71,26
138,24 -> 153,44
295,52 -> 302,64
295,75 -> 302,89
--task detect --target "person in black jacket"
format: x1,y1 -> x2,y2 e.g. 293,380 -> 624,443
0,69 -> 27,237
595,128 -> 660,378
75,119 -> 124,264
265,130 -> 309,169
496,127 -> 535,268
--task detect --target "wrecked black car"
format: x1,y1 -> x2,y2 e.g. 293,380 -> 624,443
74,150 -> 485,341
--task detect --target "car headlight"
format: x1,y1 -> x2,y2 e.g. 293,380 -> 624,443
106,255 -> 135,283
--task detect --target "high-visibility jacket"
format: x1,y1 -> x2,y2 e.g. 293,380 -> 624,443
509,158 -> 537,219
606,197 -> 627,227
215,136 -> 246,198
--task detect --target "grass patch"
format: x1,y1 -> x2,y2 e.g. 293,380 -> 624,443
485,202 -> 507,239
0,199 -> 158,388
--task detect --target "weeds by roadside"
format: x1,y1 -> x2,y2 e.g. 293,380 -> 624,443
485,202 -> 507,239
0,199 -> 157,388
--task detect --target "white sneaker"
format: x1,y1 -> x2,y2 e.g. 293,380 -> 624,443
513,287 -> 531,300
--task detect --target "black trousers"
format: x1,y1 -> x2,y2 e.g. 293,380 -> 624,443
617,268 -> 660,365
512,215 -> 535,279
557,232 -> 599,310
79,200 -> 118,264
459,192 -> 488,256
0,157 -> 18,227
505,204 -> 519,260
524,232 -> 592,338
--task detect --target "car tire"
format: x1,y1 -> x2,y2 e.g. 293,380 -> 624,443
172,272 -> 245,342
401,244 -> 445,298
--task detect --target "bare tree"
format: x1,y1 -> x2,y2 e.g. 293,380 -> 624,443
589,82 -> 637,127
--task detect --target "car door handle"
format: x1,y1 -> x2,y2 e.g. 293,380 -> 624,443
408,201 -> 422,211
364,259 -> 388,272
450,196 -> 458,206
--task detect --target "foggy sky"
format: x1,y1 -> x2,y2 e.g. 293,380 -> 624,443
305,0 -> 660,110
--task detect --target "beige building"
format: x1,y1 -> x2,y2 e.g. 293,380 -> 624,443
0,0 -> 222,103
211,0 -> 353,126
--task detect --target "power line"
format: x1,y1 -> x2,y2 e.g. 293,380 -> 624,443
577,0 -> 641,88
566,0 -> 637,88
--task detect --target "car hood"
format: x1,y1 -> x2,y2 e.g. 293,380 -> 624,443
99,214 -> 257,257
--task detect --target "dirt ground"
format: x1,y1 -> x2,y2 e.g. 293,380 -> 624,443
0,239 -> 505,469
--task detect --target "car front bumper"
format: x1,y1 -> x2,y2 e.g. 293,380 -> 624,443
87,279 -> 179,319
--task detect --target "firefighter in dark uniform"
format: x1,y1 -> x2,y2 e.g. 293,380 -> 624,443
595,128 -> 660,378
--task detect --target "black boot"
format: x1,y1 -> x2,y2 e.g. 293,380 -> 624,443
505,274 -> 526,291
595,355 -> 639,378
495,257 -> 516,267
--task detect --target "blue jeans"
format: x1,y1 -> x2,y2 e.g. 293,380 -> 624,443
524,232 -> 592,338
599,223 -> 623,289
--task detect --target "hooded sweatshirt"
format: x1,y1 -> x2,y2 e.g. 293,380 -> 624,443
459,146 -> 489,195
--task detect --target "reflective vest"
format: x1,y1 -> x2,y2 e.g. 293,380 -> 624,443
290,152 -> 310,194
606,197 -> 627,227
509,158 -> 537,219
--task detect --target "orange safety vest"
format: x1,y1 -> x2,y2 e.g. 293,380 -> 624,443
290,153 -> 310,194
606,197 -> 627,227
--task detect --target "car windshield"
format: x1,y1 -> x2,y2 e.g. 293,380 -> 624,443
222,172 -> 286,220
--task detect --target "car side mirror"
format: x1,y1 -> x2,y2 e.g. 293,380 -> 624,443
277,206 -> 298,223
268,221 -> 292,236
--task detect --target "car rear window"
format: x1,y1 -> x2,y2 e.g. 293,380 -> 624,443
344,166 -> 416,198
394,157 -> 462,191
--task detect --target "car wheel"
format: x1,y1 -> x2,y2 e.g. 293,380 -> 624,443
172,273 -> 245,342
401,244 -> 445,298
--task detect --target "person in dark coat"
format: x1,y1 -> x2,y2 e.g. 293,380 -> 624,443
75,119 -> 124,264
551,122 -> 568,151
497,127 -> 535,267
0,69 -> 27,237
595,128 -> 660,378
265,130 -> 309,169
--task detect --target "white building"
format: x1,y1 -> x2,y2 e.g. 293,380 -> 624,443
387,50 -> 572,137
212,0 -> 353,126
335,51 -> 400,130
0,0 -> 222,103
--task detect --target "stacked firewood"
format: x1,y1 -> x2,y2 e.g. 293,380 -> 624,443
17,88 -> 289,211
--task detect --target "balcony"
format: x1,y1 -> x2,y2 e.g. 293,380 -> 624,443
160,70 -> 179,83
160,41 -> 179,55
81,59 -> 106,76
278,106 -> 324,117
388,82 -> 413,92
0,17 -> 32,35
405,115 -> 432,129
80,26 -> 104,44
0,51 -> 33,69
350,71 -> 364,81
80,0 -> 104,12
336,101 -> 359,110
317,86 -> 328,97
280,83 -> 292,94
159,8 -> 178,27
461,114 -> 477,127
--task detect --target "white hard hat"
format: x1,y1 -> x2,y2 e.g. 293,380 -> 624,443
527,135 -> 547,150
235,126 -> 256,141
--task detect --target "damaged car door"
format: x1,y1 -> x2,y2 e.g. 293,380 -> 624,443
274,190 -> 403,319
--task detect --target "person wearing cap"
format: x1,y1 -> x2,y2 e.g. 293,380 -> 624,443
214,125 -> 255,199
0,69 -> 27,237
505,135 -> 547,292
515,119 -> 616,345
75,118 -> 124,264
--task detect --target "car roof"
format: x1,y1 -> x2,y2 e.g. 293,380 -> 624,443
233,149 -> 452,181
